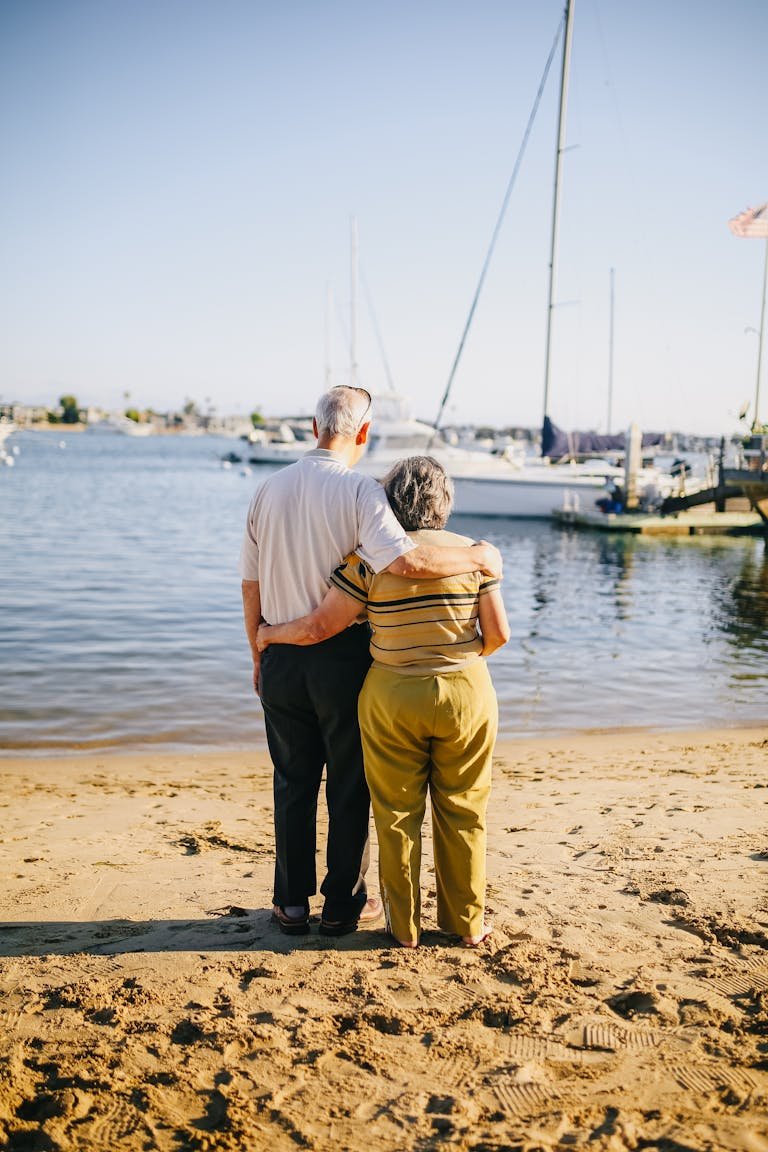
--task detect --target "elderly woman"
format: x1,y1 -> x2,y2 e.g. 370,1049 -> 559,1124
257,456 -> 509,948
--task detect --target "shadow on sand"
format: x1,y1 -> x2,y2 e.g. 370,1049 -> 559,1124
0,913 -> 463,958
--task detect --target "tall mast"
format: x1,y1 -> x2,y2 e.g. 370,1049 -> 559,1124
754,237 -> 767,430
542,0 -> 575,431
324,281 -> 333,388
350,215 -> 359,388
607,266 -> 615,433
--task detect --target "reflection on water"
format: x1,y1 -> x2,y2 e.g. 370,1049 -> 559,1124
712,546 -> 768,693
453,515 -> 767,738
721,549 -> 768,643
595,535 -> 634,622
1,433 -> 766,754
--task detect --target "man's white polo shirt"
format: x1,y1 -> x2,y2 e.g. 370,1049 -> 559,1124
239,449 -> 416,625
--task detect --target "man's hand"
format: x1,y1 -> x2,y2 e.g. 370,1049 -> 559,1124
472,540 -> 503,579
252,656 -> 262,697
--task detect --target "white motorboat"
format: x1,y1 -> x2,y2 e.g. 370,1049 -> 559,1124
246,420 -> 315,464
86,415 -> 156,435
0,419 -> 17,466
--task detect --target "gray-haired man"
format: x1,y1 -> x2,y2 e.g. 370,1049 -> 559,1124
240,386 -> 501,936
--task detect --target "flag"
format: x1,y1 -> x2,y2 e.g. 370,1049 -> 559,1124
729,202 -> 768,238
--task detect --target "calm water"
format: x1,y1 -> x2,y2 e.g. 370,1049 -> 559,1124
1,431 -> 766,754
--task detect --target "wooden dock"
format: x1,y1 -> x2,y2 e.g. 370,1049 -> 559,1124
552,508 -> 765,536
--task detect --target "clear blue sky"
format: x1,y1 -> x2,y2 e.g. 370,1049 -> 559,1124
1,0 -> 766,434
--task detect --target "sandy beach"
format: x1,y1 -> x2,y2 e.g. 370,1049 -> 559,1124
1,727 -> 767,1151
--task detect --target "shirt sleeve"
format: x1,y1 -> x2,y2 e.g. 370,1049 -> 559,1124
478,576 -> 501,596
330,552 -> 372,606
354,479 -> 417,574
238,496 -> 260,580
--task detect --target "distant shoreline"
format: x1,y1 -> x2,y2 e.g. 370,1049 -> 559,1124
14,423 -> 221,435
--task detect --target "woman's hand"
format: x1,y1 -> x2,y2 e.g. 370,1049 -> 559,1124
256,624 -> 272,653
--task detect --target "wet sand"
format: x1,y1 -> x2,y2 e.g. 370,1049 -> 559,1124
1,727 -> 767,1151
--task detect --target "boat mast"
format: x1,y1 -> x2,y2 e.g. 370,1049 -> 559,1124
325,281 -> 334,388
430,20 -> 564,436
607,266 -> 615,433
350,215 -> 359,388
542,0 -> 575,432
754,237 -> 767,430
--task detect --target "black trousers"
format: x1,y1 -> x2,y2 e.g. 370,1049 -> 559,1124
259,624 -> 372,922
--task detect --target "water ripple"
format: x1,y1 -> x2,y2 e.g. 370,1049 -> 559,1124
1,432 -> 766,754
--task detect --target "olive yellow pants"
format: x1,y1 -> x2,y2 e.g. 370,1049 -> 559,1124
358,660 -> 498,943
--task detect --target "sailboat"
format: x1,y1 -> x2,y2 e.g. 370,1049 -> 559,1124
249,7 -> 691,514
430,0 -> 691,517
244,221 -> 521,476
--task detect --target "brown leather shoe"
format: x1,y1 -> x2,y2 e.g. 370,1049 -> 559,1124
271,904 -> 310,935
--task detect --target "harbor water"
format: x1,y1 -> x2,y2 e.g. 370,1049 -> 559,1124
1,431 -> 766,754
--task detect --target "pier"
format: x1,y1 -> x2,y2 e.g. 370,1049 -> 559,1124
552,508 -> 764,535
556,430 -> 768,535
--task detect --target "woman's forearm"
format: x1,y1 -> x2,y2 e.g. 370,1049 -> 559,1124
477,587 -> 510,658
258,614 -> 327,649
256,586 -> 363,651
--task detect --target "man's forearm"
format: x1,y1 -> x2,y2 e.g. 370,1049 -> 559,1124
241,579 -> 262,660
388,541 -> 501,580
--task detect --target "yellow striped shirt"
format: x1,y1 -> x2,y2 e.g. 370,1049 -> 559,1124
330,528 -> 500,675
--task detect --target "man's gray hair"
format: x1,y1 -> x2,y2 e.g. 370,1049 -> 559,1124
315,387 -> 370,438
382,456 -> 454,531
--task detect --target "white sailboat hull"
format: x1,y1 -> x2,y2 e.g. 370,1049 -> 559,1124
449,469 -> 608,518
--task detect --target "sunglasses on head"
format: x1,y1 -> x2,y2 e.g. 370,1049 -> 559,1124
332,385 -> 372,430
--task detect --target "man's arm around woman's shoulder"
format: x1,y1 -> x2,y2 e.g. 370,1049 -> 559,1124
387,539 -> 502,580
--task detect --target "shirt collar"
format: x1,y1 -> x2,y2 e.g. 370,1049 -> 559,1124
304,448 -> 348,465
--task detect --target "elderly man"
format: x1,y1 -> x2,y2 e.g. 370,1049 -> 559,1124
240,386 -> 501,937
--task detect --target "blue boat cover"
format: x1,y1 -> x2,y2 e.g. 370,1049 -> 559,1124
541,417 -> 665,459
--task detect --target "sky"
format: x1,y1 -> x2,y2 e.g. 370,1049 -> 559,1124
1,0 -> 766,436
